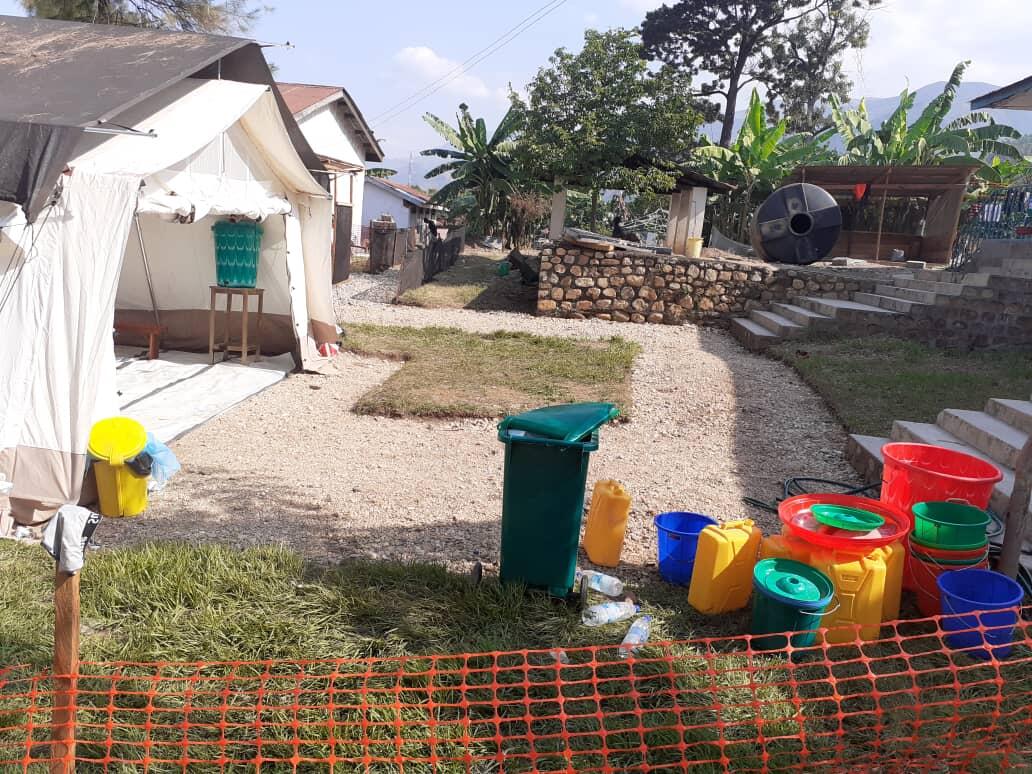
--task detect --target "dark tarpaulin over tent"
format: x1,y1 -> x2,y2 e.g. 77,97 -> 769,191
0,14 -> 324,221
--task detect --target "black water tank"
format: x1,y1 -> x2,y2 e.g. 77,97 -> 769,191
751,183 -> 842,265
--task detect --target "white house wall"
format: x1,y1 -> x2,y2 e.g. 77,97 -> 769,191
362,181 -> 415,230
296,104 -> 367,244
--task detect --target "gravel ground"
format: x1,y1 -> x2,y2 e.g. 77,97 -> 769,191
98,287 -> 858,584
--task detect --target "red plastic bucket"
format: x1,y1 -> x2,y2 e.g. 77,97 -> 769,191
881,443 -> 1002,527
910,551 -> 989,617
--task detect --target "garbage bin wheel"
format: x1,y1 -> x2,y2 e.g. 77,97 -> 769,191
577,575 -> 589,610
470,561 -> 484,587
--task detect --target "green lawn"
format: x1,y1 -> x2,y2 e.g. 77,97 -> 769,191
343,324 -> 639,419
396,251 -> 536,312
2,541 -> 1026,772
773,336 -> 1032,436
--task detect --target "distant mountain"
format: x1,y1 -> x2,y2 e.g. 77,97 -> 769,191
701,81 -> 1032,144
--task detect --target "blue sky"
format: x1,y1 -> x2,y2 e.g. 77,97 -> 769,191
2,0 -> 1031,176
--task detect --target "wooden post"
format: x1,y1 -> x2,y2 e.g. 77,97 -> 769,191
549,187 -> 567,241
999,439 -> 1032,579
51,570 -> 80,774
873,170 -> 891,261
687,187 -> 708,239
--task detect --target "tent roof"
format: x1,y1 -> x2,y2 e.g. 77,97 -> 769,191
788,164 -> 979,198
276,81 -> 385,163
971,76 -> 1032,111
0,14 -> 249,128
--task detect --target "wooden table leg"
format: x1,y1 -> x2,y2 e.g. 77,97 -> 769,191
223,292 -> 232,362
208,287 -> 217,365
256,290 -> 264,360
241,292 -> 250,365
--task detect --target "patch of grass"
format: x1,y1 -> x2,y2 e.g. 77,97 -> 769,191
2,541 -> 1027,771
343,324 -> 639,419
397,251 -> 536,312
773,336 -> 1032,436
348,254 -> 370,273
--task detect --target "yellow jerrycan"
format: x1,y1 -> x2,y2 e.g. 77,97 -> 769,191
582,480 -> 632,567
688,519 -> 762,614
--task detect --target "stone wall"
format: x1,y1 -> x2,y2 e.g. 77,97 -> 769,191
536,243 -> 877,324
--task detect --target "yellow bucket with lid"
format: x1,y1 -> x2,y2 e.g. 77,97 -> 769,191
88,417 -> 149,517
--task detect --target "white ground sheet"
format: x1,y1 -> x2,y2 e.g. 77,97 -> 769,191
115,348 -> 292,443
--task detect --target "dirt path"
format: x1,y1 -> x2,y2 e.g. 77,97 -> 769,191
98,293 -> 857,582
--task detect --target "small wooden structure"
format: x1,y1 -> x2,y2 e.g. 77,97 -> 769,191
208,286 -> 265,365
788,165 -> 979,263
664,171 -> 735,256
546,167 -> 734,249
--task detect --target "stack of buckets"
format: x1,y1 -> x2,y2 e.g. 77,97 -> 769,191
879,442 -> 1002,616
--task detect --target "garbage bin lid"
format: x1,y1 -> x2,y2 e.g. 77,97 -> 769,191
88,416 -> 147,463
498,403 -> 619,443
754,558 -> 833,606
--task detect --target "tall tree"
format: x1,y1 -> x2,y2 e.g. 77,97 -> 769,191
19,0 -> 263,34
641,0 -> 877,147
762,4 -> 869,133
515,28 -> 703,230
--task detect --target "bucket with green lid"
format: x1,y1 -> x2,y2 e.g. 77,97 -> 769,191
751,558 -> 834,651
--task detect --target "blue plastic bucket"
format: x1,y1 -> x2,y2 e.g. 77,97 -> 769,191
937,568 -> 1024,660
654,512 -> 717,585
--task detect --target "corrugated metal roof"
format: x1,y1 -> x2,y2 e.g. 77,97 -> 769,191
971,76 -> 1032,111
366,176 -> 440,208
276,81 -> 384,163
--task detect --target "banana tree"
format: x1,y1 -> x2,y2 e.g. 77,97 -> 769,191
829,61 -> 1022,179
693,89 -> 832,241
421,104 -> 524,238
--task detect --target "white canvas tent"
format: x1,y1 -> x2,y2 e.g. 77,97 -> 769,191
0,77 -> 334,528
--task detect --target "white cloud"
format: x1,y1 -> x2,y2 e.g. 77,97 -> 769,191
394,46 -> 491,99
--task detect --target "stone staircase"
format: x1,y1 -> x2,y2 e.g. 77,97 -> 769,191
846,396 -> 1032,520
730,262 -> 1032,351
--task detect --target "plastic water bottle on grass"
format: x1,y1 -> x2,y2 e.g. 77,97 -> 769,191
576,569 -> 624,597
582,598 -> 639,627
619,616 -> 652,659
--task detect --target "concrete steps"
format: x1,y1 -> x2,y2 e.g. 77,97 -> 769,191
874,284 -> 937,304
986,399 -> 1032,436
749,309 -> 806,338
795,296 -> 895,317
770,302 -> 835,329
846,395 -> 1032,519
937,409 -> 1029,470
852,292 -> 926,314
729,317 -> 779,350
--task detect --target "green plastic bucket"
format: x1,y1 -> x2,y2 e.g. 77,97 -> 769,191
911,502 -> 989,550
751,559 -> 834,651
213,220 -> 263,288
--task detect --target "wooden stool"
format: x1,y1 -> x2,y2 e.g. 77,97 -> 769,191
114,319 -> 164,360
208,286 -> 264,365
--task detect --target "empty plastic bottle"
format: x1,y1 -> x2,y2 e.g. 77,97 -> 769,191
581,598 -> 639,627
575,569 -> 624,597
550,648 -> 571,665
619,616 -> 652,659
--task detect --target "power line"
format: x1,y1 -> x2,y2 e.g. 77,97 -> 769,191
368,0 -> 565,124
371,0 -> 570,129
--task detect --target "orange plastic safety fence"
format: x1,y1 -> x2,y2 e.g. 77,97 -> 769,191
2,610 -> 1031,772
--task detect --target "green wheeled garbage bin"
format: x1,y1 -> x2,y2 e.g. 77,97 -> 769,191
497,403 -> 620,598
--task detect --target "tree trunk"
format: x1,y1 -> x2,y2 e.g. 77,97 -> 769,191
999,438 -> 1032,579
719,83 -> 739,148
590,189 -> 600,233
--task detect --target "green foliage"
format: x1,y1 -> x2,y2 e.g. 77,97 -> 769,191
19,0 -> 263,33
515,28 -> 703,212
693,90 -> 833,240
641,0 -> 879,146
367,167 -> 398,179
829,62 -> 1022,179
762,3 -> 870,133
421,104 -> 529,243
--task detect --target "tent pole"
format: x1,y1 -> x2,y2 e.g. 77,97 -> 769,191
133,215 -> 161,329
